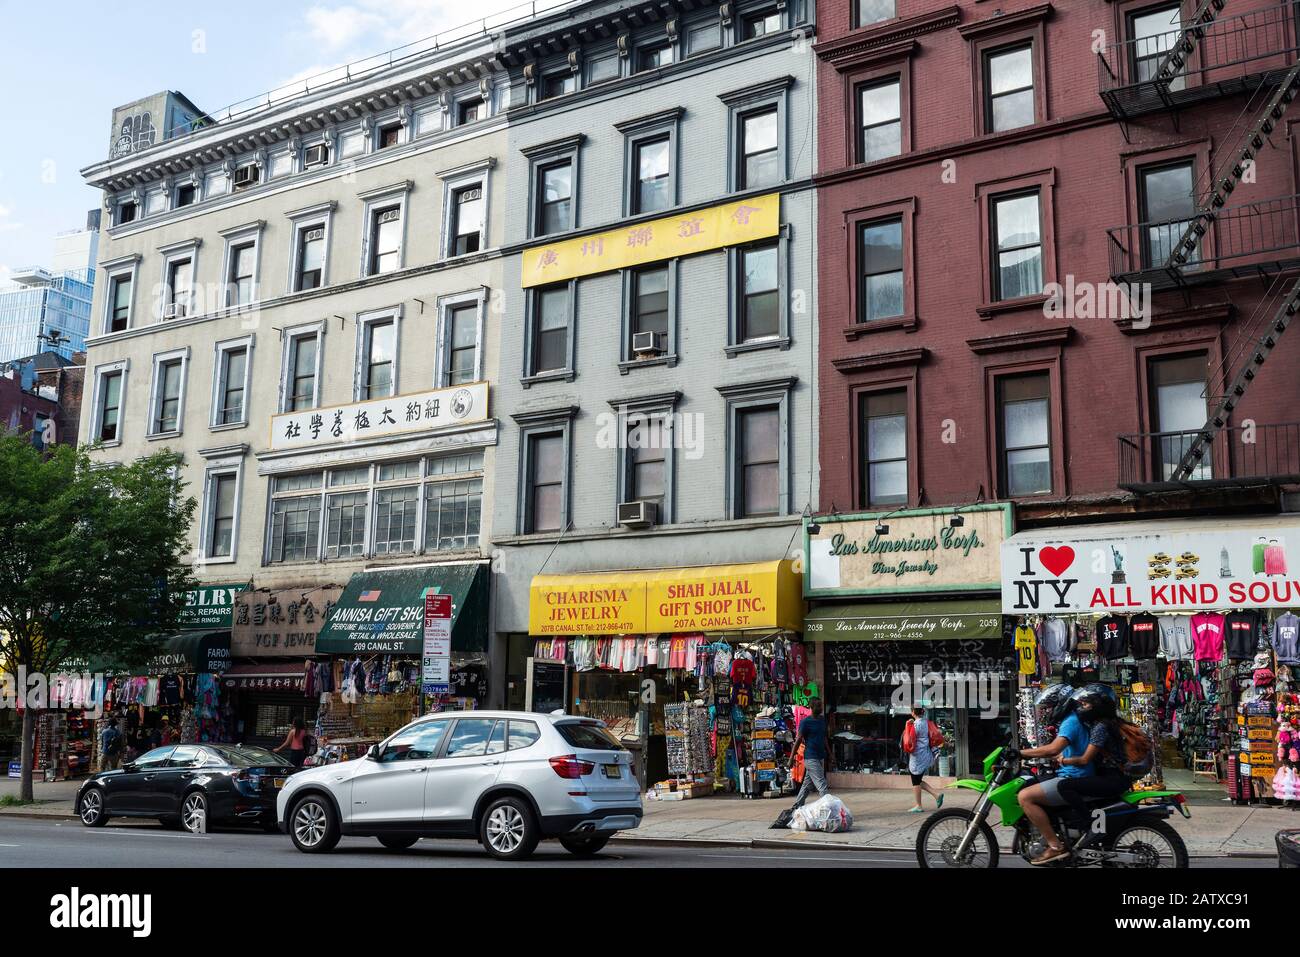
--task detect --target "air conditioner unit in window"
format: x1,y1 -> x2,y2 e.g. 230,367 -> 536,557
232,165 -> 259,189
632,331 -> 662,356
162,302 -> 188,320
303,144 -> 329,168
617,500 -> 657,528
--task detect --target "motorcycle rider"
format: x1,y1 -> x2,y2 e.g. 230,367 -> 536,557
1013,684 -> 1094,866
1054,685 -> 1133,816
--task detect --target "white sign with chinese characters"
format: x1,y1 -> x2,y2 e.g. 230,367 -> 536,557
269,382 -> 489,451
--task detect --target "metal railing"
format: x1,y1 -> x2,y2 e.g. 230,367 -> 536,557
1098,1 -> 1300,117
1107,192 -> 1300,286
1119,422 -> 1300,490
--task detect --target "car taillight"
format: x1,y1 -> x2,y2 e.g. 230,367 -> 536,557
549,755 -> 594,779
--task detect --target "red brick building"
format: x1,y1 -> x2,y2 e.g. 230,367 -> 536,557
813,0 -> 1300,524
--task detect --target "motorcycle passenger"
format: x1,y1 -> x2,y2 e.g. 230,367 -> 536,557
1054,686 -> 1133,821
1014,684 -> 1094,866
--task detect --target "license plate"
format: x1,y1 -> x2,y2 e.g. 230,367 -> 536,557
272,777 -> 286,789
602,764 -> 621,779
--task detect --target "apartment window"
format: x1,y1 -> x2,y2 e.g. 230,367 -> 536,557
737,406 -> 781,517
859,218 -> 904,322
537,162 -> 572,235
631,265 -> 670,346
377,123 -> 401,149
587,51 -> 620,83
373,485 -> 419,555
529,284 -> 571,376
687,20 -> 721,55
859,78 -> 901,163
637,42 -> 674,72
424,452 -> 485,550
856,0 -> 895,26
359,318 -> 397,400
368,206 -> 402,275
742,8 -> 782,39
997,373 -> 1052,496
1130,5 -> 1184,87
108,273 -> 133,333
991,191 -> 1043,300
166,257 -> 193,317
150,355 -> 185,435
634,136 -> 672,214
457,98 -> 484,125
295,224 -> 326,290
861,390 -> 907,506
96,369 -> 124,442
325,486 -> 368,559
525,432 -> 566,533
206,472 -> 239,559
175,183 -> 197,208
740,108 -> 779,189
444,302 -> 479,385
268,473 -> 322,563
1149,353 -> 1210,481
450,185 -> 484,256
115,201 -> 138,226
214,343 -> 249,426
284,331 -> 319,412
232,164 -> 260,190
541,71 -> 576,100
739,243 -> 780,342
626,416 -> 667,515
984,44 -> 1035,133
227,242 -> 256,307
1139,161 -> 1196,268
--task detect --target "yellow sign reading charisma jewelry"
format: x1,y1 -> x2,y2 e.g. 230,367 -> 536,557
521,193 -> 781,288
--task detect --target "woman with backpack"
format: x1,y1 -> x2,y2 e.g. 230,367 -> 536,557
902,705 -> 945,814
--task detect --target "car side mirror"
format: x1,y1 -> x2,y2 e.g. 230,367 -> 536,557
366,745 -> 381,761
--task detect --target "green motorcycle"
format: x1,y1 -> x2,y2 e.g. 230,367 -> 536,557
915,742 -> 1191,868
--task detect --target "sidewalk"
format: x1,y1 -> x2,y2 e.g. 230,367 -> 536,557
616,788 -> 1299,857
0,777 -> 82,819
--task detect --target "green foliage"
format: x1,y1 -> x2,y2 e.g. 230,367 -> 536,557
0,436 -> 197,675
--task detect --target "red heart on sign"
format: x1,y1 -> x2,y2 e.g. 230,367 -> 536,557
1039,546 -> 1076,577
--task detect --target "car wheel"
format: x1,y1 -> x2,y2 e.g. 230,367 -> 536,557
78,788 -> 108,827
558,834 -> 611,857
479,797 -> 539,861
377,835 -> 419,850
290,794 -> 340,853
181,791 -> 209,834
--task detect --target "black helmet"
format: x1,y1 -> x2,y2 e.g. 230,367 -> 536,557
1034,684 -> 1076,723
1070,684 -> 1117,721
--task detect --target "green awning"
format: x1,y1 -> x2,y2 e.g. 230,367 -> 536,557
804,599 -> 1002,642
316,563 -> 488,655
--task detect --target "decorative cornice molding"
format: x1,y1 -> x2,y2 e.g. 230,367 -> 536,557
957,3 -> 1054,40
1115,301 -> 1234,335
966,325 -> 1073,354
813,5 -> 960,67
832,347 -> 928,374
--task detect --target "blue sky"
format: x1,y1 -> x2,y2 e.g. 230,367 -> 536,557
0,0 -> 526,278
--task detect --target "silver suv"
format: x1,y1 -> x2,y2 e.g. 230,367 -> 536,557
277,711 -> 642,860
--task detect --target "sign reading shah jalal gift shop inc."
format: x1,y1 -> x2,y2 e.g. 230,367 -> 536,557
805,505 -> 1013,598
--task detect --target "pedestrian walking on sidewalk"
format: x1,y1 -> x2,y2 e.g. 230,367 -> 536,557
99,719 -> 123,772
791,698 -> 832,809
903,705 -> 945,813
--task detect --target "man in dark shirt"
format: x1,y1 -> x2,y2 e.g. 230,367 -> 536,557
791,698 -> 832,810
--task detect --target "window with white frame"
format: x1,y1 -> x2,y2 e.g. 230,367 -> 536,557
93,363 -> 127,443
369,206 -> 402,275
213,337 -> 253,427
202,467 -> 241,560
440,299 -> 481,386
148,350 -> 188,436
163,254 -> 195,318
457,97 -> 485,125
107,272 -> 133,333
174,182 -> 198,208
282,326 -> 322,412
357,311 -> 399,400
450,184 -> 484,256
265,452 -> 484,563
287,203 -> 334,292
220,224 -> 261,308
740,6 -> 782,39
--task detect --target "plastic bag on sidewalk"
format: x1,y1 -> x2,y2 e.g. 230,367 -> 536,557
790,794 -> 853,833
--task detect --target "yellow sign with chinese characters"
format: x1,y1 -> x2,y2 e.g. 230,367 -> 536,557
520,192 -> 781,287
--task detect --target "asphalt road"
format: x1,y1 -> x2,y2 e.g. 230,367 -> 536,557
0,816 -> 1275,868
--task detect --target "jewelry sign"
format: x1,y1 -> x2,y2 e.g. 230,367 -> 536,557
269,382 -> 488,451
422,593 -> 452,695
1001,517 -> 1300,613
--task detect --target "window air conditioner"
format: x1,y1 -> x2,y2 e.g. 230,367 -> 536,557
232,165 -> 258,189
617,500 -> 657,528
632,331 -> 662,355
303,144 -> 329,168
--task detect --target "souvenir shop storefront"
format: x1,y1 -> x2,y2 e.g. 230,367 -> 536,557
804,505 -> 1017,786
528,560 -> 807,797
1002,515 -> 1300,802
309,561 -> 490,764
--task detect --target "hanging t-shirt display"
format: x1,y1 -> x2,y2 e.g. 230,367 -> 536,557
1271,612 -> 1300,665
1129,613 -> 1159,659
1159,615 -> 1193,661
1041,617 -> 1072,661
788,642 -> 807,686
1096,615 -> 1130,660
1014,624 -> 1037,675
1190,612 -> 1226,662
1224,610 -> 1261,661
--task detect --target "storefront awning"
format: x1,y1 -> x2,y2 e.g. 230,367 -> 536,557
804,599 -> 1002,641
529,560 -> 805,636
89,630 -> 233,676
316,562 -> 488,655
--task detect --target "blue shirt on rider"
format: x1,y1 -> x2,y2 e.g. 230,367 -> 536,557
1056,713 -> 1093,779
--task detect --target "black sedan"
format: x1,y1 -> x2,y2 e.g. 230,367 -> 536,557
76,744 -> 299,833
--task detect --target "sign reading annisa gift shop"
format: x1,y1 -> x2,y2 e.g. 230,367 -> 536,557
805,505 -> 1012,598
269,381 -> 488,452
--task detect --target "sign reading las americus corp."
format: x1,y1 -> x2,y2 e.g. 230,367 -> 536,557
805,505 -> 1013,598
269,382 -> 488,452
520,193 -> 780,288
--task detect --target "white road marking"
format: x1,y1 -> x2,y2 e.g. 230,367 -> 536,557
696,852 -> 903,863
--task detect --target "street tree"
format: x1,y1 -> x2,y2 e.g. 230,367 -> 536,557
0,437 -> 196,800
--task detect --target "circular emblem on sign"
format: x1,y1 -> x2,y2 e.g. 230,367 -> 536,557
449,388 -> 474,420
110,134 -> 134,158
